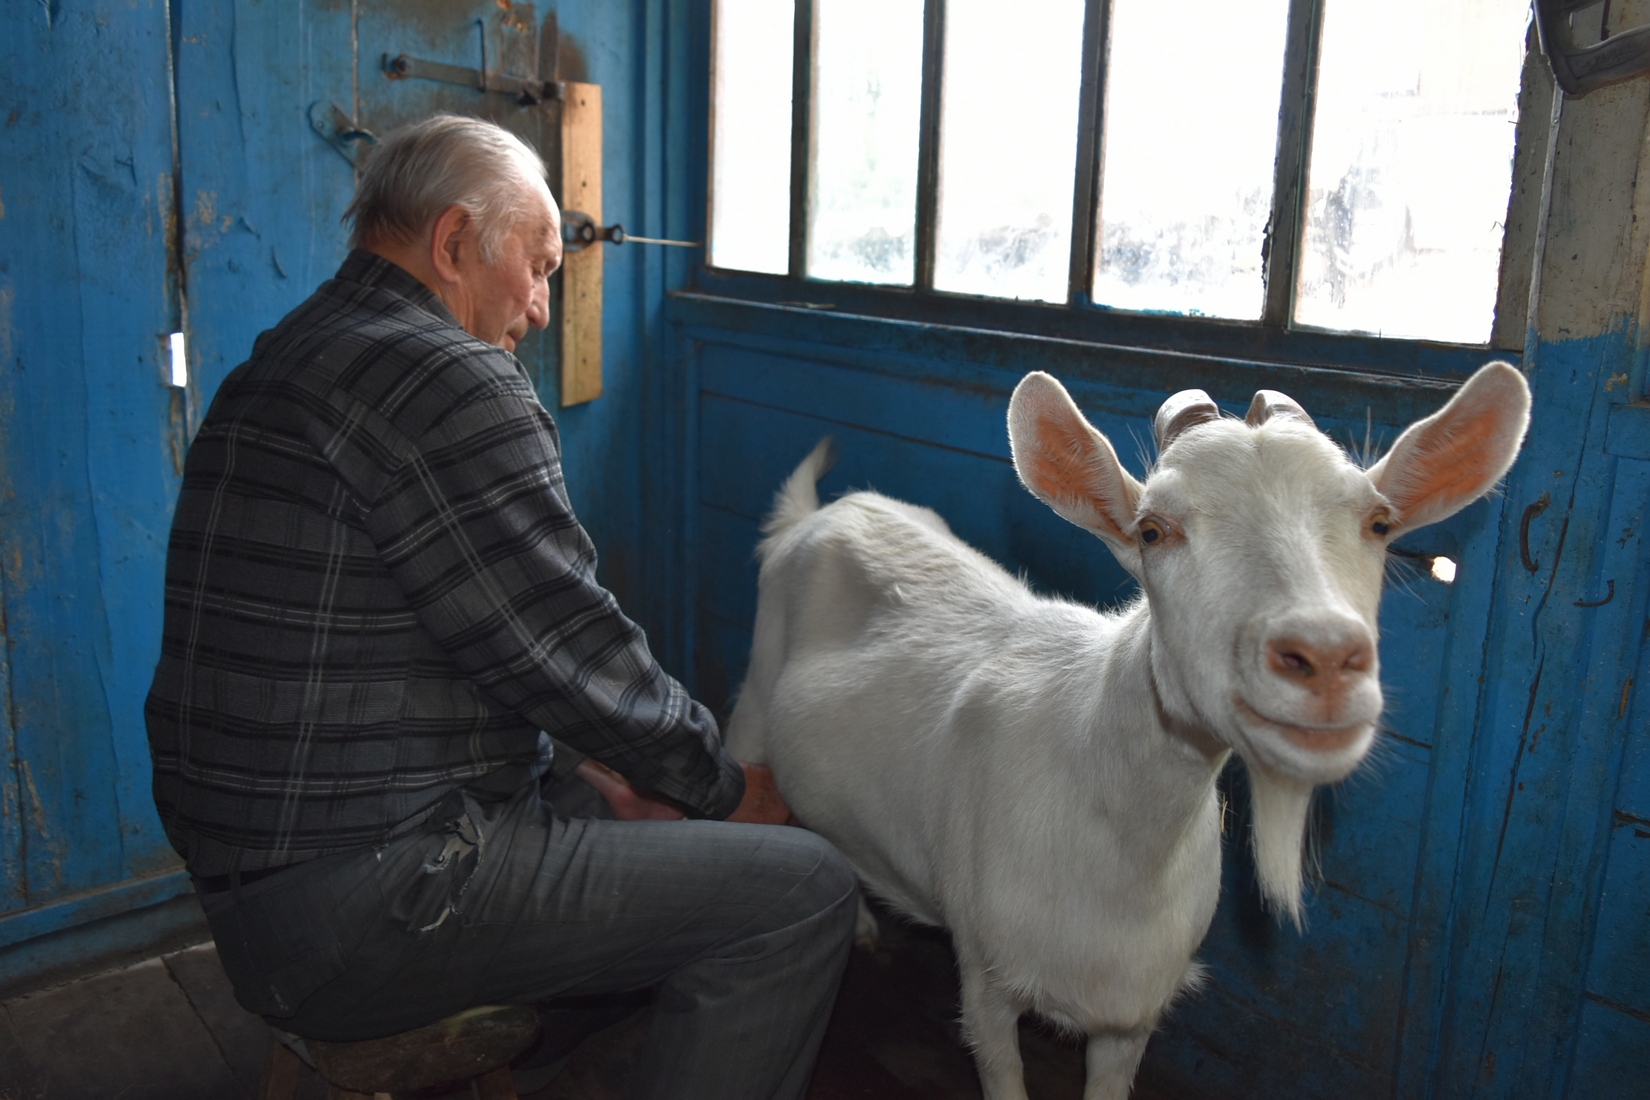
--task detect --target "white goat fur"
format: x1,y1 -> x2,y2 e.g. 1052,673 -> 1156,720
726,363 -> 1530,1100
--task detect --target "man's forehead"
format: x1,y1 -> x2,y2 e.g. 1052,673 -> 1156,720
530,179 -> 558,217
520,185 -> 560,246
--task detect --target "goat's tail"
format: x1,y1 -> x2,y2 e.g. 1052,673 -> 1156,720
761,436 -> 836,540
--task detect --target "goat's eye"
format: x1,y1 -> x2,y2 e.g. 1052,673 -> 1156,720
1138,517 -> 1168,545
1370,509 -> 1393,538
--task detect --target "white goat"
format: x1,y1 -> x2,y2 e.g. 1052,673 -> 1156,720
726,363 -> 1531,1100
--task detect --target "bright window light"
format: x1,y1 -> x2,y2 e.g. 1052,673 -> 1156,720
709,0 -> 794,274
1294,0 -> 1530,342
1430,556 -> 1458,584
1092,0 -> 1292,319
807,0 -> 925,285
933,0 -> 1086,303
167,331 -> 188,389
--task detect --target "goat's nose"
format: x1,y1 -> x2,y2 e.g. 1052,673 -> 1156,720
1265,631 -> 1373,695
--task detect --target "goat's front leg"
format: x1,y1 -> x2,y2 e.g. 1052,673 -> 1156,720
1082,1027 -> 1150,1100
958,959 -> 1029,1100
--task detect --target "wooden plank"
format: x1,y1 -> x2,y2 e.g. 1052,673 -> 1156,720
561,81 -> 604,406
1604,400 -> 1650,459
0,0 -> 183,910
0,869 -> 191,951
1566,997 -> 1650,1098
1582,815 -> 1650,1018
1490,21 -> 1555,352
672,293 -> 1468,427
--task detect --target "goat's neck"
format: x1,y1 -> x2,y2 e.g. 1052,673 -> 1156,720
1088,601 -> 1230,864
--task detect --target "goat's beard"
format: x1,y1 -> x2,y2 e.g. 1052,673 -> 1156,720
1245,763 -> 1314,930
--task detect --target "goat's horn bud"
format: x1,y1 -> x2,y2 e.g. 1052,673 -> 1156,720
1155,390 -> 1221,450
1245,390 -> 1316,429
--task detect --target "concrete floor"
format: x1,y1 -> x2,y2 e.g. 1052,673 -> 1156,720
0,915 -> 1156,1100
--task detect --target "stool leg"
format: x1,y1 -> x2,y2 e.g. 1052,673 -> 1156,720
471,1066 -> 520,1100
260,1034 -> 304,1100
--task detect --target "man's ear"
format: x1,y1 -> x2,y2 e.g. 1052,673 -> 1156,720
1008,371 -> 1145,577
1368,360 -> 1532,534
427,204 -> 473,284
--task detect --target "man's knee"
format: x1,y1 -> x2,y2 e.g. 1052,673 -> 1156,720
758,827 -> 859,933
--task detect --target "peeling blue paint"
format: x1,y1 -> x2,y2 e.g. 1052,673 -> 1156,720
0,0 -> 189,962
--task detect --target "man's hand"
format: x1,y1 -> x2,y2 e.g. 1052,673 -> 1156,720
575,758 -> 795,826
726,762 -> 795,826
575,758 -> 686,821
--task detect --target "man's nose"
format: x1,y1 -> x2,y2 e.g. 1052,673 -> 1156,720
528,278 -> 550,330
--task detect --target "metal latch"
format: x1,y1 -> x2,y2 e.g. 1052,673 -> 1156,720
309,102 -> 378,168
384,53 -> 563,106
384,10 -> 563,106
561,210 -> 700,252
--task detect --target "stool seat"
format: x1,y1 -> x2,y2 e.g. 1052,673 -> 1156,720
261,1004 -> 541,1100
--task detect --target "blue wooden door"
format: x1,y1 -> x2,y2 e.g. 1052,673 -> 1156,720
0,0 -> 198,982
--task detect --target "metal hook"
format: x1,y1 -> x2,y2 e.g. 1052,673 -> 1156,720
1520,495 -> 1551,573
1575,579 -> 1615,608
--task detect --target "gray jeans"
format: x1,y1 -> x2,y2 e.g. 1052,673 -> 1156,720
198,778 -> 858,1100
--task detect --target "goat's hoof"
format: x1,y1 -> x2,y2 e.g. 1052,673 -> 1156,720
854,896 -> 881,951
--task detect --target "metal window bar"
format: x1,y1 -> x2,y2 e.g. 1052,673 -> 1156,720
787,0 -> 814,278
1260,0 -> 1326,329
913,0 -> 947,291
1067,0 -> 1112,305
767,0 -> 1420,343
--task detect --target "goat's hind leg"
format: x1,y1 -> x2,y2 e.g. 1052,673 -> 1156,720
1082,1027 -> 1149,1100
958,961 -> 1030,1100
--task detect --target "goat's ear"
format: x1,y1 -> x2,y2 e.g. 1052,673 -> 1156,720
1368,361 -> 1531,535
1008,372 -> 1145,574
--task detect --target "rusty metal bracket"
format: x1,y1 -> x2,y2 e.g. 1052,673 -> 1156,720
308,102 -> 378,169
1535,0 -> 1650,97
384,9 -> 562,106
384,52 -> 563,106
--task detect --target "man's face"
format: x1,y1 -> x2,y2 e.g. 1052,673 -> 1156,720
452,184 -> 562,354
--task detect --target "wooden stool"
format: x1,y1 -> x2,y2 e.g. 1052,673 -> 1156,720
259,1004 -> 542,1100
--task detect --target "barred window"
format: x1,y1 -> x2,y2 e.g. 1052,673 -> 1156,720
707,0 -> 1530,346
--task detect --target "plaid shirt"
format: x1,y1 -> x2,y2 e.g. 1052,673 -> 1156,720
146,251 -> 743,876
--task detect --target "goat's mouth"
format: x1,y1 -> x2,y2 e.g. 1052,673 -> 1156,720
1233,697 -> 1370,753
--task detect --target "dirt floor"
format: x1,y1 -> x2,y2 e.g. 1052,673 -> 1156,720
0,908 -> 1173,1099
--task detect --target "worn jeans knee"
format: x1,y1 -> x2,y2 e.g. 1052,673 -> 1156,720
730,826 -> 858,955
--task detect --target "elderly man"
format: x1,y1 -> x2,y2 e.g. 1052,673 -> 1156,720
145,115 -> 856,1099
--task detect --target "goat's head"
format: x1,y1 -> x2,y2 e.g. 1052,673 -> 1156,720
1006,362 -> 1530,924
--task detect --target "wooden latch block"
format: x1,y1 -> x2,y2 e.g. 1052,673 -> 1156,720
560,82 -> 602,407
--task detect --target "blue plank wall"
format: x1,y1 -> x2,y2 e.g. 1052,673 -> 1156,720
664,9 -> 1650,1100
0,0 -> 202,987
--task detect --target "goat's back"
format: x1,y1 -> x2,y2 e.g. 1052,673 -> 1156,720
733,490 -> 1144,912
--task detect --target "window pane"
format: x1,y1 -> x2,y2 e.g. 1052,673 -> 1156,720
933,0 -> 1086,303
1092,0 -> 1291,319
807,0 -> 925,285
1293,0 -> 1528,343
709,0 -> 795,274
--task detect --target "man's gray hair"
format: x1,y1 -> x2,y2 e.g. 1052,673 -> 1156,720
344,114 -> 550,263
